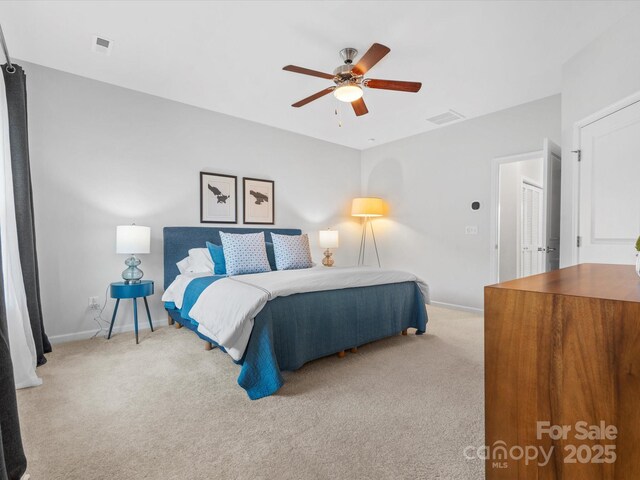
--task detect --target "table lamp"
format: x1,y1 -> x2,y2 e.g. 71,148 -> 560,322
319,229 -> 339,267
351,197 -> 383,267
116,225 -> 151,284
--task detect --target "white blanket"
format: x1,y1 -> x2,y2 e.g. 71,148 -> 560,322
187,267 -> 429,361
162,271 -> 212,309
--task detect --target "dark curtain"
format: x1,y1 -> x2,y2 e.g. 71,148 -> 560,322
0,234 -> 28,480
2,64 -> 50,366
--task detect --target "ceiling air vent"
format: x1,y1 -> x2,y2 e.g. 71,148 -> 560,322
92,35 -> 113,55
427,110 -> 465,125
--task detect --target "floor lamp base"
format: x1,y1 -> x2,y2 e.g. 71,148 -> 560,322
357,217 -> 381,267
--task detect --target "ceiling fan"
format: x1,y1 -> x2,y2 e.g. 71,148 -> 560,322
283,43 -> 421,117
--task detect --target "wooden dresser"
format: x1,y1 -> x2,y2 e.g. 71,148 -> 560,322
485,264 -> 640,479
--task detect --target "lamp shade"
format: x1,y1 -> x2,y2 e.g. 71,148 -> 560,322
351,197 -> 384,217
116,225 -> 151,254
319,229 -> 339,249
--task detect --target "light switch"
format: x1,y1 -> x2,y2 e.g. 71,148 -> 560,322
465,226 -> 478,235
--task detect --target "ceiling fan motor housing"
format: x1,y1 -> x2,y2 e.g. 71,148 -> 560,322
333,64 -> 360,84
334,48 -> 363,85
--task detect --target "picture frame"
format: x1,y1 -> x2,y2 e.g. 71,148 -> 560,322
200,172 -> 237,224
243,177 -> 274,225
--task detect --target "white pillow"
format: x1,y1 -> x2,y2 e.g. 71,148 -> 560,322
176,256 -> 191,274
271,233 -> 314,270
219,232 -> 271,276
186,247 -> 214,273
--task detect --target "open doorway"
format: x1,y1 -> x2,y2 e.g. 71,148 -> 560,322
499,156 -> 544,281
490,139 -> 561,283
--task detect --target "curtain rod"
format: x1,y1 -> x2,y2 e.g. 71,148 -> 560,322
0,23 -> 15,73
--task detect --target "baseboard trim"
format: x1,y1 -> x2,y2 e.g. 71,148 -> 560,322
49,301 -> 483,344
429,300 -> 484,314
48,321 -> 163,344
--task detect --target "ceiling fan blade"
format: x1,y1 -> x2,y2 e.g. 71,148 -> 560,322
365,79 -> 422,92
352,43 -> 391,76
291,87 -> 335,108
283,65 -> 335,80
351,98 -> 369,116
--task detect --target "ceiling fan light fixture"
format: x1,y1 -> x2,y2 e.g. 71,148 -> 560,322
333,84 -> 363,103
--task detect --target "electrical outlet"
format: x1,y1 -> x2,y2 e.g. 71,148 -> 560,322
88,296 -> 100,310
465,226 -> 478,235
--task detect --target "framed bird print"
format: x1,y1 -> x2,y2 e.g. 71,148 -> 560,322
243,177 -> 274,225
200,172 -> 237,224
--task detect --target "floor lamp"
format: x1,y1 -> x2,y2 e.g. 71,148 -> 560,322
351,197 -> 384,267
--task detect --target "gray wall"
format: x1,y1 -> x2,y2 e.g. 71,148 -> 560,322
361,95 -> 560,310
560,9 -> 640,266
23,62 -> 362,342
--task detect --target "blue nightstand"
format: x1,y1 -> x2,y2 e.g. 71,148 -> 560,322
108,280 -> 154,344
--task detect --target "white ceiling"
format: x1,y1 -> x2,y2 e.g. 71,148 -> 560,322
0,1 -> 637,150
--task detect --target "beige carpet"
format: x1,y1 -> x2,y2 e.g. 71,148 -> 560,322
17,305 -> 484,480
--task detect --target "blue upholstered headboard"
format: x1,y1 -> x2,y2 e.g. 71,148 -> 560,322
163,226 -> 302,289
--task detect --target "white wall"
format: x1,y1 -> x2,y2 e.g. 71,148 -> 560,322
498,158 -> 544,282
361,95 -> 560,310
23,62 -> 362,342
560,9 -> 640,267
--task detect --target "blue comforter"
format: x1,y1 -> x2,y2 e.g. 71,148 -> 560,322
166,277 -> 428,400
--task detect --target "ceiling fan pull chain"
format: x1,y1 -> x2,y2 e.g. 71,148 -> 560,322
335,103 -> 342,128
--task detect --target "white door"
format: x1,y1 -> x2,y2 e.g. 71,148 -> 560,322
578,100 -> 640,264
521,182 -> 544,277
543,139 -> 561,271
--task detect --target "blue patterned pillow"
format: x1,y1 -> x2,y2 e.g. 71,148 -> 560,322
271,233 -> 314,270
219,232 -> 271,276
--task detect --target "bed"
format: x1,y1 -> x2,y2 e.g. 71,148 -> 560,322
163,226 -> 429,399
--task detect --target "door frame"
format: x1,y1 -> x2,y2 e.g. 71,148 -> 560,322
571,90 -> 640,265
489,150 -> 543,284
